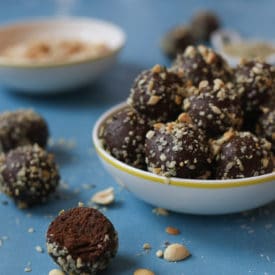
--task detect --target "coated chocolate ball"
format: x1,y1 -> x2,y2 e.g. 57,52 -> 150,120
0,109 -> 49,153
212,130 -> 273,179
47,207 -> 118,275
183,79 -> 243,137
101,107 -> 148,169
161,25 -> 196,59
172,45 -> 232,86
235,60 -> 274,112
128,64 -> 185,122
257,107 -> 275,151
145,113 -> 212,179
190,10 -> 220,42
0,144 -> 59,208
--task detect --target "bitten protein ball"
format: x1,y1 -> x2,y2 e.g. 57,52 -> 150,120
257,107 -> 275,151
47,207 -> 118,275
161,25 -> 196,59
235,60 -> 274,112
101,107 -> 148,169
0,144 -> 59,208
183,79 -> 243,137
211,130 -> 273,179
127,64 -> 185,122
190,10 -> 220,42
145,113 -> 212,179
172,45 -> 232,86
0,109 -> 49,153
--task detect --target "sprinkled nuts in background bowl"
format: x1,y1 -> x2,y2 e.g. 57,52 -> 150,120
0,17 -> 125,93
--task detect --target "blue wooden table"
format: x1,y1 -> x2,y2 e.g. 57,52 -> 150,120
0,1 -> 275,274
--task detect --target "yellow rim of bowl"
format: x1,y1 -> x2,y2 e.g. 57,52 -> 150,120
95,144 -> 275,189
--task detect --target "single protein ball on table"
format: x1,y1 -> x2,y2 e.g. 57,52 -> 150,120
171,45 -> 232,86
161,25 -> 196,60
46,207 -> 118,275
190,10 -> 221,42
183,79 -> 243,137
145,113 -> 212,179
211,129 -> 274,179
127,64 -> 186,122
101,107 -> 149,169
0,144 -> 59,208
235,59 -> 274,113
0,109 -> 49,153
256,107 -> 275,151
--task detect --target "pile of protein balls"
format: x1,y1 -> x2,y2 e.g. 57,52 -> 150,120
0,109 -> 118,275
101,45 -> 275,180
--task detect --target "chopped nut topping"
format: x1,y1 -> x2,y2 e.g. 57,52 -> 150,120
165,226 -> 180,235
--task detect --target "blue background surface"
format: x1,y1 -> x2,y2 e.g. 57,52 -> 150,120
0,1 -> 275,274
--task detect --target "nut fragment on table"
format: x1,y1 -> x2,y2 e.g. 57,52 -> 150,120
134,268 -> 155,275
165,226 -> 180,235
48,269 -> 65,275
91,187 -> 115,205
163,243 -> 190,262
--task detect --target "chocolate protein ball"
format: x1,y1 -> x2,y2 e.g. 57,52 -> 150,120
127,64 -> 185,122
47,207 -> 118,275
211,129 -> 273,179
172,45 -> 232,86
0,109 -> 48,153
183,79 -> 243,137
190,10 -> 220,42
101,107 -> 148,169
145,113 -> 212,179
235,60 -> 274,112
256,107 -> 275,151
161,25 -> 196,59
0,144 -> 59,208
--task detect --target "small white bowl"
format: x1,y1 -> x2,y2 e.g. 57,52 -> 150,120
211,29 -> 275,67
0,17 -> 125,93
92,103 -> 275,215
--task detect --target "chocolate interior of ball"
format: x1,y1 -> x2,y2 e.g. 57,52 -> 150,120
47,207 -> 118,274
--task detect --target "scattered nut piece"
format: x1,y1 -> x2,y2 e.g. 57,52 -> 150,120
147,95 -> 161,105
28,227 -> 35,233
134,268 -> 155,275
49,269 -> 65,275
143,243 -> 151,250
35,245 -> 44,253
91,187 -> 115,205
78,201 -> 84,207
165,226 -> 180,235
156,249 -> 163,258
24,267 -> 32,272
152,207 -> 169,216
163,243 -> 190,262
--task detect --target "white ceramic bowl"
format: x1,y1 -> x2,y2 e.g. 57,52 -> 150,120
0,17 -> 125,93
211,29 -> 275,67
92,103 -> 275,215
